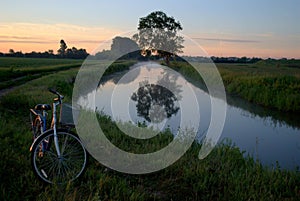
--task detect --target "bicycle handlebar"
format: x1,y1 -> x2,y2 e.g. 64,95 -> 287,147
48,88 -> 64,101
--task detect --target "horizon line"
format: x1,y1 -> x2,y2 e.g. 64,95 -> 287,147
0,51 -> 299,60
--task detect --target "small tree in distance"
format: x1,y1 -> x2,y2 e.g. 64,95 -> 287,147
133,11 -> 184,65
111,36 -> 139,57
57,39 -> 67,57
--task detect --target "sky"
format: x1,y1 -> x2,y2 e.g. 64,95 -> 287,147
0,0 -> 299,58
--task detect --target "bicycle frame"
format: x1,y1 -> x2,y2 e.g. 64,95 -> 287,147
51,100 -> 61,157
30,89 -> 64,158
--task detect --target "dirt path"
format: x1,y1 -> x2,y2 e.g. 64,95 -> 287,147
0,85 -> 22,98
0,74 -> 43,97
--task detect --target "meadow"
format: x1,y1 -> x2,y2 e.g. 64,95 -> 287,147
0,58 -> 300,200
168,59 -> 300,112
0,57 -> 83,90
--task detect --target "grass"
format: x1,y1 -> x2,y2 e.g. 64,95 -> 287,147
219,60 -> 300,111
0,57 -> 83,89
166,60 -> 300,112
0,60 -> 300,200
103,60 -> 136,76
0,57 -> 83,72
0,58 -> 137,90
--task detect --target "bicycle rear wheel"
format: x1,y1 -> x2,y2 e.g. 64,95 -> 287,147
31,129 -> 87,184
32,116 -> 42,139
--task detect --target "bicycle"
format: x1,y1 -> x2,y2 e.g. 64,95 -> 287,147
29,89 -> 87,184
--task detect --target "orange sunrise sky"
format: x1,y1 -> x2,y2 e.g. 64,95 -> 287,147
1,0 -> 299,59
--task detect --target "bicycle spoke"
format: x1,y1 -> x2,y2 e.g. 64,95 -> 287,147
32,131 -> 87,184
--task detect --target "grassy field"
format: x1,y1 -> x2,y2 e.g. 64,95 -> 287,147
0,59 -> 300,200
0,57 -> 83,89
167,60 -> 300,112
219,62 -> 300,112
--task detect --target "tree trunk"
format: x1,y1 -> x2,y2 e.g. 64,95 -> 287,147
165,55 -> 170,66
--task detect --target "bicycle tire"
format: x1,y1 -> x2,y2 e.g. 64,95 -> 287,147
33,116 -> 42,139
31,129 -> 87,184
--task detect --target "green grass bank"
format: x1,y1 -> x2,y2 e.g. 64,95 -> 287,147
167,60 -> 300,112
0,61 -> 299,200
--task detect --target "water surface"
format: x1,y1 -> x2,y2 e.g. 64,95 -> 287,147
84,62 -> 300,169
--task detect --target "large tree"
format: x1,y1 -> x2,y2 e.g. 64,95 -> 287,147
133,11 -> 184,65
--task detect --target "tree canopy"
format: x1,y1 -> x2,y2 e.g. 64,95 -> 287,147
57,39 -> 88,59
133,11 -> 184,64
111,36 -> 139,56
95,36 -> 140,60
57,39 -> 67,57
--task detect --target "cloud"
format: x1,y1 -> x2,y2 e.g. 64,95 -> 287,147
0,22 -> 121,42
192,37 -> 260,43
0,35 -> 38,40
68,40 -> 110,44
0,40 -> 54,44
0,22 -> 122,52
0,35 -> 53,44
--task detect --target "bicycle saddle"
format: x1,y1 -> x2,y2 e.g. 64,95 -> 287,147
34,104 -> 51,111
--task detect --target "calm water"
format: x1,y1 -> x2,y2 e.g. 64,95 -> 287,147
83,62 -> 300,170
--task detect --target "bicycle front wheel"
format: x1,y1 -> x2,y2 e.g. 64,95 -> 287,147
31,130 -> 87,184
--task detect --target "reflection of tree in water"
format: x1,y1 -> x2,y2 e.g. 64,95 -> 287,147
131,72 -> 182,123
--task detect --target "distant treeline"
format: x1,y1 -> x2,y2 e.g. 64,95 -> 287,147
209,56 -> 261,63
0,37 -> 297,63
0,48 -> 89,59
1,49 -> 297,65
182,56 -> 262,63
0,39 -> 89,59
